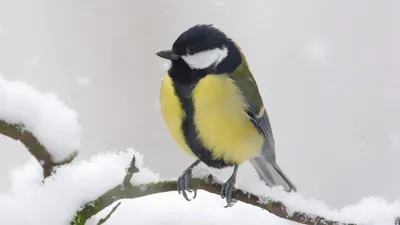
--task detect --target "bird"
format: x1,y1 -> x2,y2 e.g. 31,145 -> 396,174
156,24 -> 297,207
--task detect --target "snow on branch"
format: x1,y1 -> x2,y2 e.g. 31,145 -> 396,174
72,152 -> 400,225
0,147 -> 398,225
0,75 -> 81,178
0,120 -> 77,177
1,75 -> 399,225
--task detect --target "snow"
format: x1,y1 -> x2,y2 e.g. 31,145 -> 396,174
189,163 -> 400,225
0,148 -> 293,225
0,75 -> 81,161
0,76 -> 399,225
87,192 -> 294,225
0,147 -> 398,225
0,149 -> 144,225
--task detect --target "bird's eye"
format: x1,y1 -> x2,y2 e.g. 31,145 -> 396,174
186,46 -> 197,55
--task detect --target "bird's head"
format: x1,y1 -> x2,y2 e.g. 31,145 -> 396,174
156,24 -> 242,76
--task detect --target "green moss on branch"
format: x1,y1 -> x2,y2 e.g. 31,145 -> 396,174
71,175 -> 368,225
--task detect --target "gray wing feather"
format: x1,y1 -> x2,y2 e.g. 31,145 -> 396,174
246,104 -> 276,163
247,104 -> 297,192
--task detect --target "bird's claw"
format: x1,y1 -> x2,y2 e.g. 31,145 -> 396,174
220,175 -> 237,207
177,169 -> 197,201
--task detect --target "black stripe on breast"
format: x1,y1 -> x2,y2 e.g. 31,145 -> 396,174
172,81 -> 233,169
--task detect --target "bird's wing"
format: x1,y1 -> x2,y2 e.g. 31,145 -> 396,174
228,58 -> 276,163
229,56 -> 297,192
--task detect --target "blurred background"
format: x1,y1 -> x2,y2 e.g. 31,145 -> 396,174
0,0 -> 399,208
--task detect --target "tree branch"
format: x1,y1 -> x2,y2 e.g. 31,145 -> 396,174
71,153 -> 400,225
123,154 -> 139,186
72,154 -> 140,225
96,202 -> 121,225
0,120 -> 77,178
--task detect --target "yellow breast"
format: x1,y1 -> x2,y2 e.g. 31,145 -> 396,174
192,74 -> 264,164
159,74 -> 194,157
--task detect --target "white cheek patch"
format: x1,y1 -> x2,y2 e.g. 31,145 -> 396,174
181,46 -> 228,70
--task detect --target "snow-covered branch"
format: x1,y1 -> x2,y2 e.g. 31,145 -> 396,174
0,75 -> 81,178
1,76 -> 399,225
0,120 -> 77,178
71,153 -> 400,225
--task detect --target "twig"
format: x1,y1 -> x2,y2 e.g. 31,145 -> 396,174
0,120 -> 78,178
71,155 -> 140,225
71,153 -> 400,225
96,202 -> 121,225
72,178 -> 352,225
2,118 -> 397,225
123,155 -> 139,187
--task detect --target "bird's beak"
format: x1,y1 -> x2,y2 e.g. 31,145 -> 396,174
156,50 -> 180,60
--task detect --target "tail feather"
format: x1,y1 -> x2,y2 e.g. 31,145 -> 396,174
249,156 -> 297,192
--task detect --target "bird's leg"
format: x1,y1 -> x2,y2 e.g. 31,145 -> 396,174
220,164 -> 239,207
177,160 -> 201,201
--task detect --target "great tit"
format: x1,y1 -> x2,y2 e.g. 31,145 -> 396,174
156,24 -> 297,207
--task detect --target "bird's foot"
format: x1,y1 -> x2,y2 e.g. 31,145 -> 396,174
177,161 -> 200,201
220,173 -> 238,207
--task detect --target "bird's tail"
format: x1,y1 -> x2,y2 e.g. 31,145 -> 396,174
249,156 -> 297,192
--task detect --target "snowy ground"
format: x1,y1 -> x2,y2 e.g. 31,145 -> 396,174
0,76 -> 399,225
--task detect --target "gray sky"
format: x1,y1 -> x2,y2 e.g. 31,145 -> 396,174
0,0 -> 399,209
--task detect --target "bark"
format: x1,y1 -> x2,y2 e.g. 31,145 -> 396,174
71,154 -> 400,225
0,120 -> 77,178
